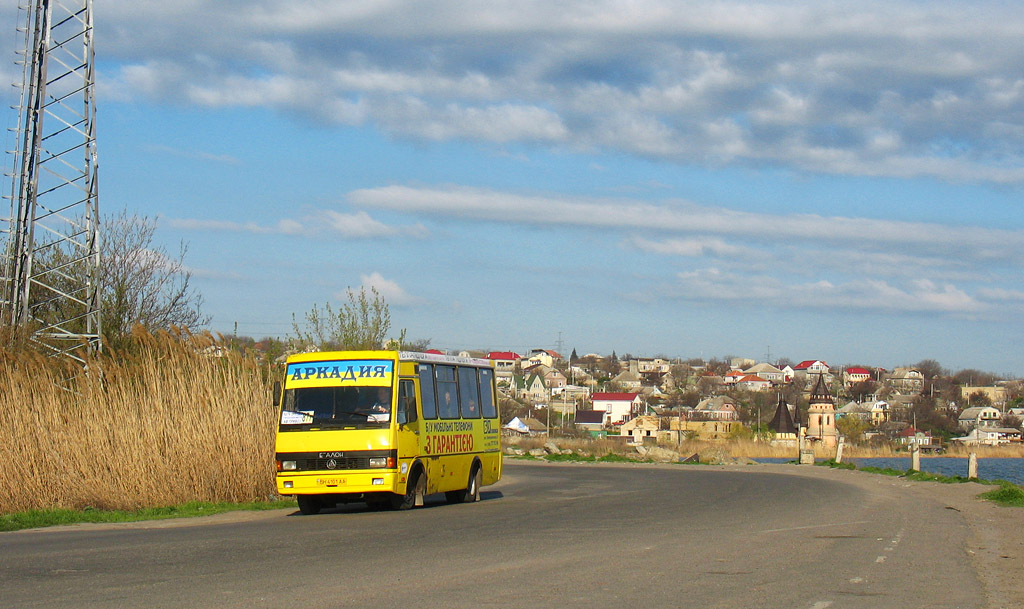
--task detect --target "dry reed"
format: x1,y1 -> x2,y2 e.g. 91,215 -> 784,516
0,329 -> 278,514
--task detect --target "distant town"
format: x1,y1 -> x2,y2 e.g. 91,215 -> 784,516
452,348 -> 1024,450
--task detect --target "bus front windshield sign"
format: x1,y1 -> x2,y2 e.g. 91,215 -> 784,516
284,359 -> 394,389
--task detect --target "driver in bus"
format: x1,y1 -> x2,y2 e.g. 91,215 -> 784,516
367,387 -> 391,422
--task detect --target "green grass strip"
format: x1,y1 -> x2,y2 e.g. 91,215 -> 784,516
544,453 -> 597,462
0,499 -> 297,533
818,460 -> 1024,506
979,483 -> 1024,507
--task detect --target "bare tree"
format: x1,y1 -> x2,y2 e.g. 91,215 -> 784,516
13,211 -> 208,352
1001,413 -> 1022,430
291,285 -> 406,351
915,359 -> 946,380
101,212 -> 209,350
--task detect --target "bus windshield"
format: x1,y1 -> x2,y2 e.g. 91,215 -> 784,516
280,386 -> 392,430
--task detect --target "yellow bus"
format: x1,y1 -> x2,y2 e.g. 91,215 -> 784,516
274,350 -> 502,514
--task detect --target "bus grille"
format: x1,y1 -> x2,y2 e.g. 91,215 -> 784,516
277,450 -> 396,472
301,457 -> 368,471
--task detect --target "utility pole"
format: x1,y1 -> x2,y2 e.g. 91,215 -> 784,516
3,0 -> 101,363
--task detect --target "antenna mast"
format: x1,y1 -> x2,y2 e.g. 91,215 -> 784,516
3,0 -> 101,362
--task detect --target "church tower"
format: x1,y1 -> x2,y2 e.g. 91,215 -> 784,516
805,373 -> 838,448
768,393 -> 798,447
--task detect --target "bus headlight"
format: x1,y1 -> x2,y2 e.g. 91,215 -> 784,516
368,457 -> 388,468
279,460 -> 297,471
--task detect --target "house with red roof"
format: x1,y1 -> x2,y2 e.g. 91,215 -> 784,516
736,374 -> 772,391
794,360 -> 830,375
723,370 -> 746,385
592,392 -> 642,425
843,367 -> 874,387
487,351 -> 521,376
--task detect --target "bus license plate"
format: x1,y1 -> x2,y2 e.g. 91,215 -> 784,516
317,477 -> 346,486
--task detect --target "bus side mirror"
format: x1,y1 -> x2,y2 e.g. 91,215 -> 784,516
272,381 -> 281,406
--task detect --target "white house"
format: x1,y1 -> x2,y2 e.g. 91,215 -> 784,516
885,368 -> 925,394
793,360 -> 830,376
843,367 -> 873,387
958,406 -> 1002,431
736,374 -> 772,391
487,351 -> 521,376
743,363 -> 786,383
592,392 -> 642,425
953,427 -> 1022,446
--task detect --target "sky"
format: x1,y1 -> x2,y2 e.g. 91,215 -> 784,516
3,1 -> 1024,375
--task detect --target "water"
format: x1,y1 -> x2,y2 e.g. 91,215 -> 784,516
753,457 -> 1024,485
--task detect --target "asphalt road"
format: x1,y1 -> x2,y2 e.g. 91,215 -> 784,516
0,462 -> 985,609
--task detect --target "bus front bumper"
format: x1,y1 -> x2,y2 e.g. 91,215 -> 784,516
276,471 -> 401,496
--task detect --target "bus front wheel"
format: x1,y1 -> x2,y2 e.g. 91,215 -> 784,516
297,494 -> 321,515
392,469 -> 425,510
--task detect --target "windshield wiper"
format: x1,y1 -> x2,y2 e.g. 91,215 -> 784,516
337,410 -> 369,419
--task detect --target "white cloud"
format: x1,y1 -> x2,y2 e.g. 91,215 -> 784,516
348,184 -> 1024,259
90,0 -> 1024,183
144,144 -> 241,164
319,211 -> 397,239
627,235 -> 751,258
165,211 -> 425,239
671,268 -> 984,315
356,272 -> 422,307
977,287 -> 1024,302
165,218 -> 304,235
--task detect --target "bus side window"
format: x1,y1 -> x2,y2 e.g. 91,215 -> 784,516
436,365 -> 459,419
418,364 -> 437,420
458,366 -> 480,418
398,379 -> 417,425
480,368 -> 497,419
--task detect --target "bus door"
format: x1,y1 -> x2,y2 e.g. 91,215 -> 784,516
396,377 -> 421,482
414,363 -> 441,493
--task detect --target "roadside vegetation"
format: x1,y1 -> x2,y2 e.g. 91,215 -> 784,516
0,499 -> 296,533
0,329 -> 279,515
979,483 -> 1024,507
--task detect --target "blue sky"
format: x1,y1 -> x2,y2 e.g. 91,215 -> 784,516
4,1 -> 1024,374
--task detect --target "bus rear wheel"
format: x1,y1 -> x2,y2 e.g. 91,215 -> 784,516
297,494 -> 321,515
446,465 -> 481,504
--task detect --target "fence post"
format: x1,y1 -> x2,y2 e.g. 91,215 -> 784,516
968,452 -> 978,479
911,442 -> 920,472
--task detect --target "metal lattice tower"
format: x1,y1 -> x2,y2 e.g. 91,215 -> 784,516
3,0 -> 100,362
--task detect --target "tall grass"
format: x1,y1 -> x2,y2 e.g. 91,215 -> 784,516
0,329 -> 278,514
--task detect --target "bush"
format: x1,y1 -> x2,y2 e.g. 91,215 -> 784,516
980,483 -> 1024,507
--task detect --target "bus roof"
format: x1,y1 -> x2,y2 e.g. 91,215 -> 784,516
284,349 -> 493,368
398,351 -> 494,368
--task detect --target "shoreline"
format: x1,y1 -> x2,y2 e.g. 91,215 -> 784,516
504,436 -> 1024,460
